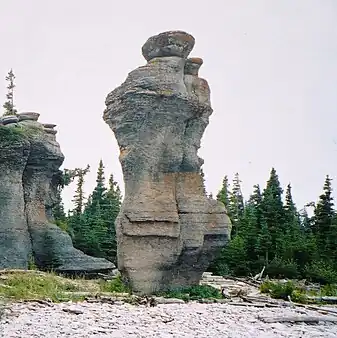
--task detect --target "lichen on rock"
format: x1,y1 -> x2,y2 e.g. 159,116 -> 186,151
104,30 -> 232,294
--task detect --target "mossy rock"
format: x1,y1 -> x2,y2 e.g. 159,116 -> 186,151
0,123 -> 45,145
0,125 -> 25,144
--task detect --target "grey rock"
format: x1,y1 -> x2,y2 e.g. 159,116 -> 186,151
104,30 -> 231,294
44,128 -> 57,135
42,123 -> 57,129
17,112 -> 40,122
0,118 -> 115,273
142,30 -> 195,61
0,125 -> 32,268
20,120 -> 115,273
1,115 -> 19,125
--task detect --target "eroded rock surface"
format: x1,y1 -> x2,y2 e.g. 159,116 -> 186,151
0,115 -> 115,273
0,125 -> 32,268
104,30 -> 232,294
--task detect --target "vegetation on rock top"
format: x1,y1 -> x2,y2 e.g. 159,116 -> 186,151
0,125 -> 25,143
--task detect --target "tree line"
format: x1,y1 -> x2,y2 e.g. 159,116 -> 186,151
209,169 -> 337,284
53,160 -> 122,264
54,164 -> 337,284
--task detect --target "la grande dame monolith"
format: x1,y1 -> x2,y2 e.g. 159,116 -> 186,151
104,31 -> 232,294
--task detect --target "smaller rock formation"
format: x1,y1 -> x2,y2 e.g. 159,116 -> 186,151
104,31 -> 232,294
0,113 -> 115,274
0,119 -> 32,268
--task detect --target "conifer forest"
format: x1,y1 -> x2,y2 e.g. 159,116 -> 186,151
57,161 -> 337,284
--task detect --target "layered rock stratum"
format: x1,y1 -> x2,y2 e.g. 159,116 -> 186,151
104,30 -> 232,294
0,113 -> 115,273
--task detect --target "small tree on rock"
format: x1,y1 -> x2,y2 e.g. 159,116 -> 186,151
3,69 -> 17,116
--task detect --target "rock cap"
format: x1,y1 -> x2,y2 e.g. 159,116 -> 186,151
18,112 -> 40,122
1,115 -> 19,125
142,30 -> 195,61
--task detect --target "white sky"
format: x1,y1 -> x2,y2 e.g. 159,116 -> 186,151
0,0 -> 336,212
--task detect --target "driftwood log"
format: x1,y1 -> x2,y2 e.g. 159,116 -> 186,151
259,315 -> 337,324
306,296 -> 337,304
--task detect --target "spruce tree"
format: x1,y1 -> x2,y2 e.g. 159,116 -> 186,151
100,174 -> 122,263
80,161 -> 108,258
217,175 -> 230,211
228,173 -> 245,234
72,165 -> 90,215
52,190 -> 66,222
239,203 -> 259,270
49,169 -> 78,235
313,175 -> 335,257
260,168 -> 286,261
91,159 -> 106,207
3,69 -> 17,116
200,168 -> 206,195
248,185 -> 263,229
284,184 -> 297,222
256,218 -> 272,264
239,185 -> 263,272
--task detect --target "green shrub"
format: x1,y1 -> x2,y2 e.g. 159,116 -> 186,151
304,261 -> 337,285
28,254 -> 37,270
100,275 -> 131,294
321,284 -> 337,296
209,235 -> 249,276
266,257 -> 299,279
156,285 -> 222,301
0,125 -> 24,143
260,280 -> 310,303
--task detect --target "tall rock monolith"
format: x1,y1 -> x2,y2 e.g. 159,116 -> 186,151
104,31 -> 232,294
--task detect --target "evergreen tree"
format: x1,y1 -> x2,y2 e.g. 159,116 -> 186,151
52,169 -> 76,235
256,218 -> 272,264
72,165 -> 90,215
105,173 -> 122,215
81,160 -> 110,258
284,184 -> 297,222
100,174 -> 122,263
239,203 -> 259,270
228,173 -> 245,235
3,69 -> 17,116
210,169 -> 337,282
260,168 -> 286,260
72,161 -> 122,263
91,159 -> 106,207
200,168 -> 206,195
299,207 -> 311,230
313,175 -> 335,258
217,175 -> 230,212
248,184 -> 263,229
53,190 -> 66,221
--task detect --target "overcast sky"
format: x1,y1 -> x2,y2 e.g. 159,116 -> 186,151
1,0 -> 336,212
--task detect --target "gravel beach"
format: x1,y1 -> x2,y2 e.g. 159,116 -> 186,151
1,301 -> 336,338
